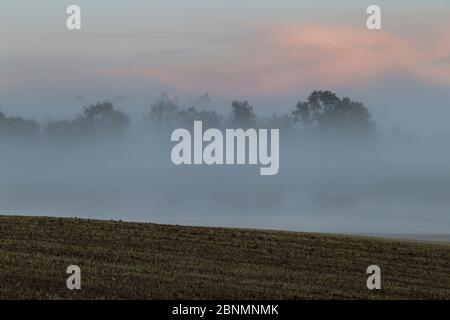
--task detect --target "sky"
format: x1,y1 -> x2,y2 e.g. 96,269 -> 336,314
1,0 -> 450,133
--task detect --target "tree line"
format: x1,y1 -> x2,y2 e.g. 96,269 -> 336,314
0,90 -> 375,141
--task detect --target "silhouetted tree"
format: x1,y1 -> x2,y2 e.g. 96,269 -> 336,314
267,113 -> 293,130
292,91 -> 374,134
176,107 -> 221,129
0,111 -> 39,139
45,102 -> 130,140
230,100 -> 257,128
196,93 -> 213,109
79,102 -> 130,137
146,93 -> 179,132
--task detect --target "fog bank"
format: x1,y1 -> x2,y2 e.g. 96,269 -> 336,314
1,132 -> 449,235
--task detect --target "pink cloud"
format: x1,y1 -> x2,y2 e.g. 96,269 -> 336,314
114,24 -> 450,95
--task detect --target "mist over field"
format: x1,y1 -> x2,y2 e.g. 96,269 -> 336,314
1,112 -> 449,235
1,0 -> 450,239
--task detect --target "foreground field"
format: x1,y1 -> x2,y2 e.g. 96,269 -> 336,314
0,215 -> 448,299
